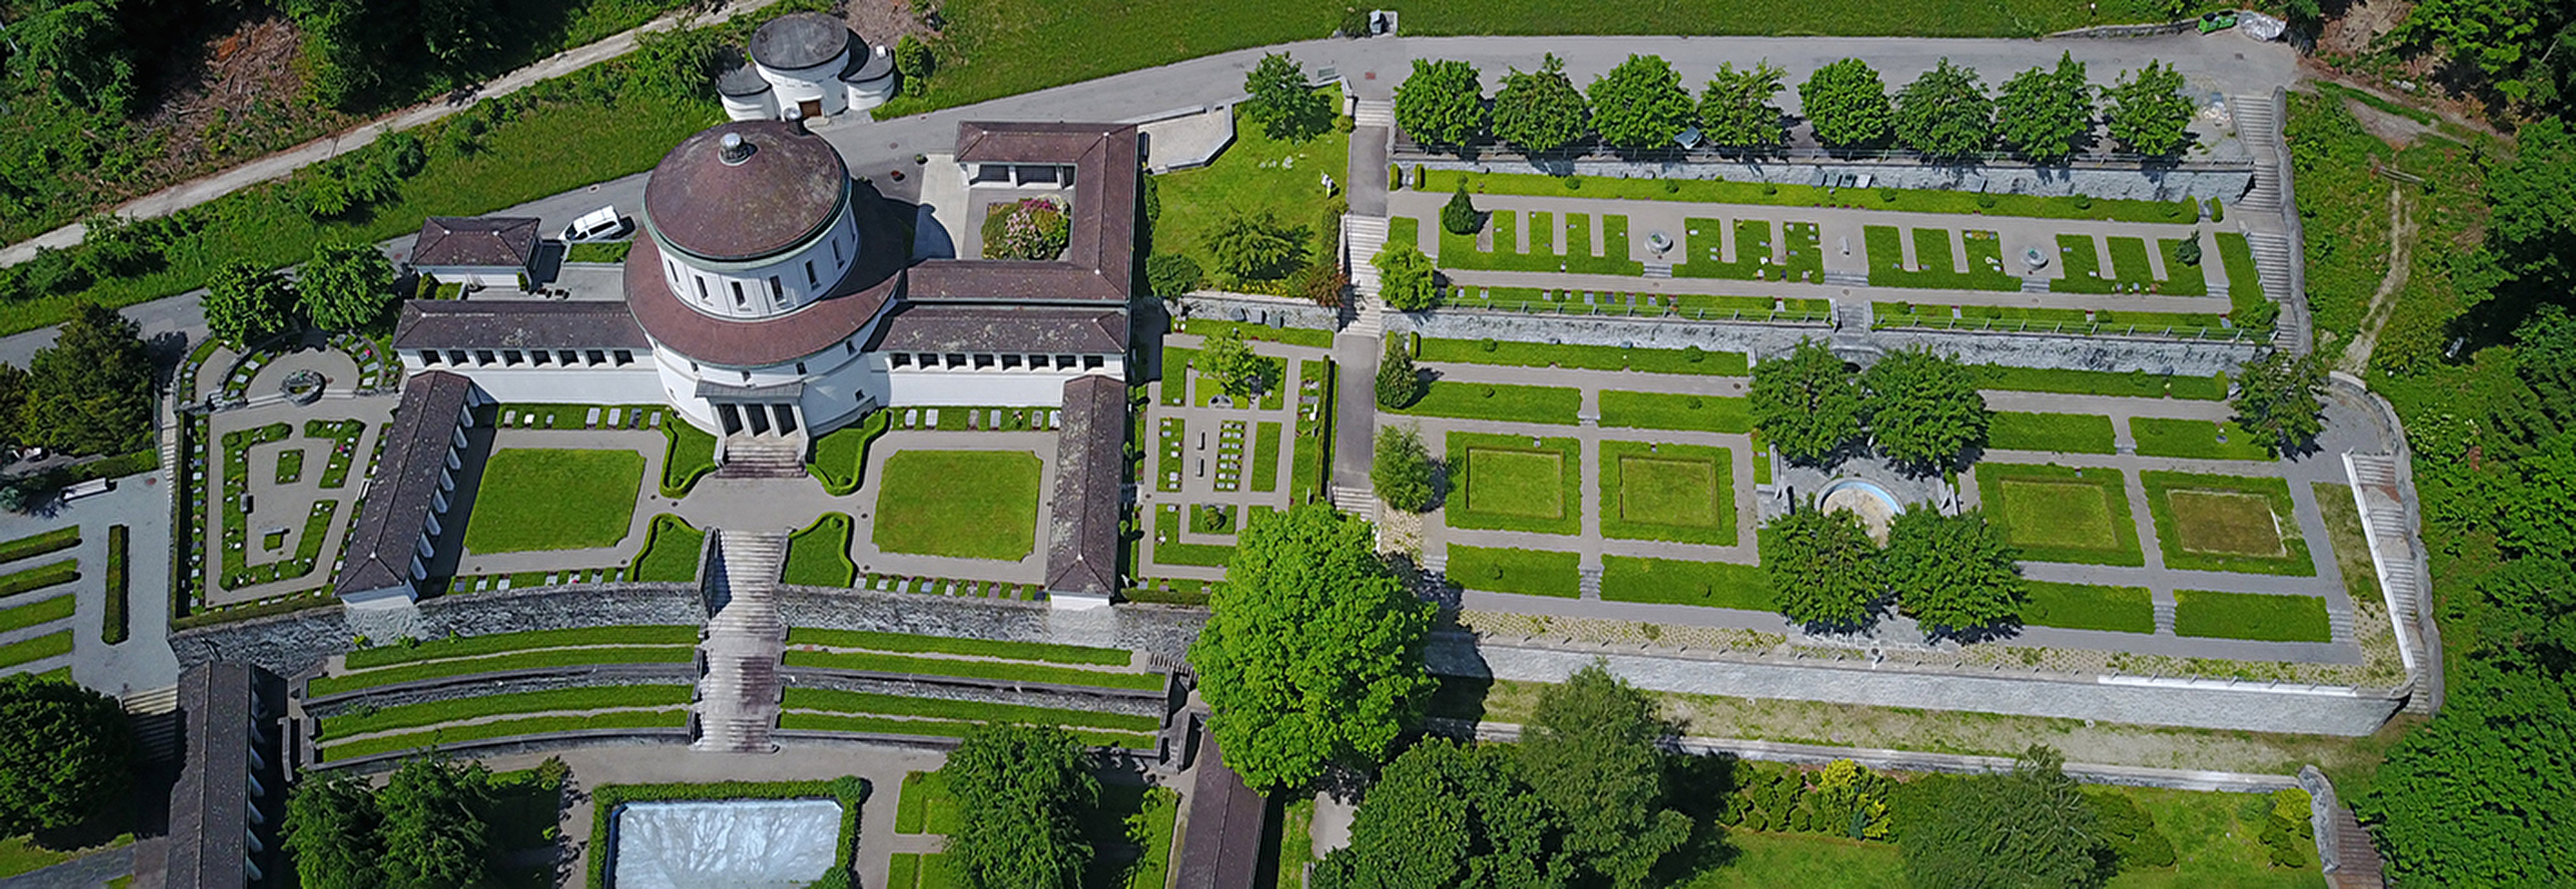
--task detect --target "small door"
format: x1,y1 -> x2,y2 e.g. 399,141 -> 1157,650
798,98 -> 823,119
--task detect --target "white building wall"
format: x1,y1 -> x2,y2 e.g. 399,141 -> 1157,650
721,90 -> 779,122
650,323 -> 886,437
756,55 -> 852,117
658,204 -> 860,321
884,361 -> 1127,408
397,361 -> 664,405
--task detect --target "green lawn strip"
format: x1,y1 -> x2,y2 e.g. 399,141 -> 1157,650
0,595 -> 75,634
1417,337 -> 1746,375
2215,232 -> 2271,325
1151,504 -> 1235,567
461,448 -> 644,554
784,628 -> 1128,666
1598,556 -> 1773,610
1872,302 -> 2235,337
1159,346 -> 1196,405
1750,432 -> 1772,485
873,450 -> 1043,561
1864,226 -> 2019,291
1444,431 -> 1583,535
1671,830 -> 1905,888
1973,463 -> 2144,566
660,420 -> 717,497
2129,417 -> 2276,461
807,411 -> 891,496
2141,472 -> 2315,576
1276,796 -> 1317,889
890,854 -> 923,889
1289,360 -> 1335,504
1438,210 -> 1642,275
1969,365 -> 2228,401
1416,169 -> 2198,222
347,625 -> 704,669
309,646 -> 698,697
782,649 -> 1166,691
564,241 -> 634,264
1175,318 -> 1335,349
629,514 -> 705,583
1673,218 -> 1822,284
321,709 -> 686,762
784,513 -> 859,587
1986,412 -> 2118,454
2019,581 -> 2155,634
1389,381 -> 1582,425
1443,544 -> 1582,598
1598,440 -> 1735,544
780,687 -> 1157,733
0,528 -> 79,566
1597,391 -> 1752,434
0,560 -> 80,598
2156,236 -> 2212,296
777,712 -> 1153,749
317,684 -> 695,741
2172,590 -> 2332,643
895,771 -> 957,834
0,631 -> 73,668
102,524 -> 127,644
1251,422 -> 1283,493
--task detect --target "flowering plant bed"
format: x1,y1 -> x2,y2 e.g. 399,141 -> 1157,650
980,196 -> 1071,260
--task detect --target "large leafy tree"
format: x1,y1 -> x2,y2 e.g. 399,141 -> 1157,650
1750,340 -> 1864,464
284,771 -> 387,889
1585,55 -> 1694,151
2488,118 -> 2576,287
1699,61 -> 1789,152
0,365 -> 29,453
0,675 -> 135,835
1491,54 -> 1590,154
1519,664 -> 1691,889
2389,0 -> 2571,106
1883,506 -> 2024,637
1799,58 -> 1893,149
1892,58 -> 1994,159
1371,426 -> 1436,514
1759,505 -> 1882,630
2502,433 -> 2576,558
1311,739 -> 1571,889
2102,61 -> 2195,156
1188,503 -> 1435,789
8,0 -> 135,115
374,756 -> 494,889
1246,52 -> 1332,142
2230,352 -> 2327,454
1996,53 -> 2093,163
23,302 -> 154,456
1861,347 -> 1990,471
1394,59 -> 1486,147
1373,241 -> 1440,311
2358,645 -> 2576,886
944,724 -> 1099,889
1197,327 -> 1282,400
1900,747 -> 2111,889
298,241 -> 399,331
205,261 -> 300,345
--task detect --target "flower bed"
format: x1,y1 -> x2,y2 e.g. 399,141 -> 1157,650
981,196 -> 1071,261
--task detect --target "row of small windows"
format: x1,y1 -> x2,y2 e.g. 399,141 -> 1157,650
663,231 -> 845,314
888,353 -> 1106,371
419,349 -> 634,367
968,164 -> 1073,185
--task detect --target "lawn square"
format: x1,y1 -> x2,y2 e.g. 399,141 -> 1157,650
1972,463 -> 2142,566
1995,480 -> 2117,550
1464,449 -> 1563,517
1622,458 -> 1714,524
1445,432 -> 1581,535
2166,491 -> 2284,555
874,450 -> 1043,561
1599,440 -> 1735,544
461,448 -> 644,554
2142,471 -> 2315,576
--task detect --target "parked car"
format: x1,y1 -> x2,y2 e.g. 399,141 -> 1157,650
2198,11 -> 2238,33
562,206 -> 631,242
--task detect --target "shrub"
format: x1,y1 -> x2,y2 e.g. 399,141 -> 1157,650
2072,194 -> 2093,209
1975,191 -> 1998,208
894,35 -> 934,96
1440,182 -> 1483,235
1878,185 -> 1899,203
2208,197 -> 2224,222
1413,163 -> 1426,187
1375,341 -> 1423,408
2175,239 -> 2203,265
1662,179 -> 1682,194
1145,254 -> 1203,298
1563,175 -> 1583,190
1389,163 -> 1403,190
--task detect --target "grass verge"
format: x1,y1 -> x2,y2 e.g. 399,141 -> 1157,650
1599,556 -> 1772,610
1443,544 -> 1582,598
2172,590 -> 2331,643
2020,581 -> 2155,634
317,684 -> 694,740
1386,381 -> 1582,425
784,628 -> 1128,666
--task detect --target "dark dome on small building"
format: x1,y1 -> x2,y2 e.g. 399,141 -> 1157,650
747,12 -> 853,71
715,64 -> 771,97
643,120 -> 849,263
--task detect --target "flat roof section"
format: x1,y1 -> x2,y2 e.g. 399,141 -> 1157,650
1045,374 -> 1127,599
392,299 -> 652,352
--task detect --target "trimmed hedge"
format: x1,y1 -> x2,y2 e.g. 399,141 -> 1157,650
102,524 -> 128,644
0,527 -> 79,565
630,514 -> 706,583
660,421 -> 718,497
782,628 -> 1129,666
784,513 -> 860,587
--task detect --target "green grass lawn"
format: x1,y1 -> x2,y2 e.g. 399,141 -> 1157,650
346,625 -> 702,669
461,448 -> 643,554
2104,787 -> 2328,889
807,412 -> 890,495
1173,318 -> 1335,349
2142,472 -> 2314,576
0,527 -> 79,566
1418,338 -> 1750,376
0,560 -> 80,597
1600,441 -> 1735,544
781,649 -> 1167,691
317,709 -> 686,762
896,771 -> 962,834
1672,218 -> 1823,284
2215,232 -> 2273,331
1865,226 -> 2021,291
0,833 -> 135,881
1443,544 -> 1582,598
874,451 -> 1043,561
1435,209 -> 1644,275
2021,581 -> 2156,634
1151,504 -> 1235,567
784,628 -> 1129,665
2131,417 -> 2276,461
1446,432 -> 1583,535
1599,556 -> 1772,610
1987,412 -> 2118,454
1387,381 -> 1582,425
1974,464 -> 2143,566
629,514 -> 704,583
0,631 -> 72,668
2172,590 -> 2332,643
1598,391 -> 1753,434
661,420 -> 717,497
0,595 -> 76,634
1971,365 -> 2229,401
1416,167 -> 2199,222
309,645 -> 699,697
1145,89 -> 1346,290
784,513 -> 859,587
1672,830 -> 1905,888
1251,422 -> 1283,493
781,687 -> 1158,733
317,684 -> 694,740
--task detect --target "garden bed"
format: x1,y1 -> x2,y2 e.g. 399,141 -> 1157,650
1972,464 -> 2143,566
1445,432 -> 1583,535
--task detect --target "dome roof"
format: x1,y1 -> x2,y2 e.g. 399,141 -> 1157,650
747,12 -> 852,71
643,121 -> 848,263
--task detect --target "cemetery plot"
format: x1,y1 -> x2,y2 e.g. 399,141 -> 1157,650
873,450 -> 1043,561
1598,440 -> 1736,545
2143,472 -> 2315,576
1673,218 -> 1823,283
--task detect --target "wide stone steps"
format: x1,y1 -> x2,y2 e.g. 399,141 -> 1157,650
2247,233 -> 2303,349
1331,485 -> 1377,524
2152,599 -> 2178,634
693,529 -> 788,754
1578,566 -> 1603,600
714,437 -> 807,480
1353,99 -> 1394,128
1642,262 -> 1672,278
2327,607 -> 2358,644
2234,95 -> 2286,214
123,685 -> 182,763
1821,270 -> 1868,287
2021,276 -> 2052,294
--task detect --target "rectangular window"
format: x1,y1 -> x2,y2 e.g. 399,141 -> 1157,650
944,354 -> 966,368
474,350 -> 495,365
730,281 -> 746,306
973,354 -> 995,369
831,239 -> 842,264
502,350 -> 524,366
418,350 -> 440,365
804,261 -> 817,286
561,350 -> 579,365
449,350 -> 468,365
1083,355 -> 1105,369
694,276 -> 709,302
890,354 -> 911,368
769,276 -> 784,301
613,350 -> 634,365
1055,355 -> 1076,369
587,350 -> 607,365
795,362 -> 807,375
1001,355 -> 1023,369
529,351 -> 551,366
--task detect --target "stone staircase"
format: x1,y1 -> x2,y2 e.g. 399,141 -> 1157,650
2234,95 -> 2285,215
123,684 -> 182,762
2326,607 -> 2359,644
1578,565 -> 1603,600
1331,484 -> 1377,524
2020,276 -> 2052,294
1352,98 -> 1393,129
1821,270 -> 1868,287
1342,214 -> 1390,336
2152,598 -> 2177,634
2248,232 -> 2304,351
714,436 -> 806,480
2346,455 -> 2421,615
692,530 -> 787,754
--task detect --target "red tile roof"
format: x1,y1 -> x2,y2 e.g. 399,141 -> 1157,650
624,183 -> 910,368
913,122 -> 1140,305
643,120 -> 849,262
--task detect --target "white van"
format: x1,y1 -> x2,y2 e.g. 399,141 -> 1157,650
562,206 -> 630,242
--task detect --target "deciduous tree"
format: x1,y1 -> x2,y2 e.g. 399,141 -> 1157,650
1861,347 -> 1989,471
2229,351 -> 2326,454
2103,61 -> 2195,156
1197,327 -> 1282,399
1759,505 -> 1882,629
0,675 -> 135,836
2488,117 -> 2576,287
2389,0 -> 2571,106
1311,739 -> 1572,889
1393,59 -> 1486,147
8,0 -> 135,115
285,772 -> 386,889
944,724 -> 1098,889
1373,240 -> 1439,311
1520,663 -> 1691,888
1699,61 -> 1789,152
2502,433 -> 2576,558
1371,425 -> 1436,513
1883,506 -> 2023,636
205,261 -> 299,345
1585,55 -> 1694,151
374,756 -> 494,889
22,302 -> 153,456
1188,504 -> 1434,789
1799,58 -> 1893,149
1997,53 -> 2093,163
1899,746 -> 2111,889
1245,52 -> 1331,142
297,241 -> 397,332
1491,54 -> 1589,154
1750,340 -> 1864,464
1893,58 -> 1994,159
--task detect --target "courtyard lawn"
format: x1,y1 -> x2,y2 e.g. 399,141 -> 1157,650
1417,338 -> 1750,376
1151,504 -> 1236,567
1251,422 -> 1283,493
629,514 -> 705,583
1388,381 -> 1582,425
1673,830 -> 1906,888
1445,432 -> 1583,535
2142,472 -> 2315,576
784,513 -> 859,587
1986,412 -> 2118,454
2020,581 -> 2156,634
2130,417 -> 2275,461
1599,556 -> 1772,610
2172,590 -> 2332,643
1443,544 -> 1582,598
461,448 -> 644,554
874,451 -> 1043,561
1599,440 -> 1736,544
1147,87 -> 1347,290
1973,464 -> 2143,566
1598,391 -> 1753,434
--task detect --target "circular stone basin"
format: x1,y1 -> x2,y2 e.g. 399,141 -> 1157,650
611,798 -> 844,889
1646,231 -> 1673,253
1817,477 -> 1902,544
2022,246 -> 2050,270
279,369 -> 326,405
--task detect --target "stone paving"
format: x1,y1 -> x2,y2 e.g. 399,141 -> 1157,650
1136,335 -> 1336,584
0,470 -> 183,695
195,366 -> 395,607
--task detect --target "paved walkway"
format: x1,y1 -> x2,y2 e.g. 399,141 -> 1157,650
0,470 -> 183,695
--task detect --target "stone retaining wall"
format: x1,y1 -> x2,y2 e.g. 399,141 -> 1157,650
303,666 -> 699,716
1173,294 -> 1343,331
172,584 -> 708,677
1872,328 -> 2264,376
1401,155 -> 2252,203
782,669 -> 1168,720
1391,310 -> 2264,374
776,585 -> 1205,660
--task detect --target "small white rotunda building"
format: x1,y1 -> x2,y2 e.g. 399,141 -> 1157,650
717,11 -> 898,122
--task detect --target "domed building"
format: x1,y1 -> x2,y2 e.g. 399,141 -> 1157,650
717,11 -> 898,122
